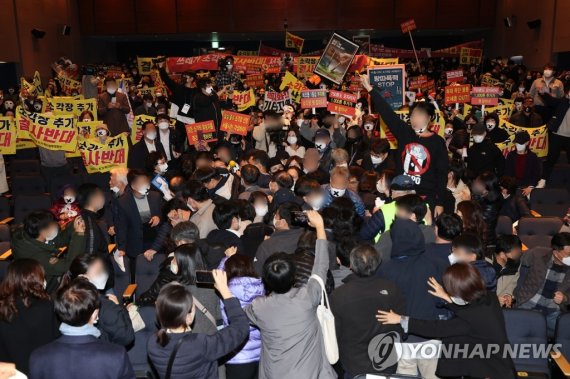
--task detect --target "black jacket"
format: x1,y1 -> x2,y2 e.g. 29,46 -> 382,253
360,153 -> 396,174
159,67 -> 197,119
127,138 -> 167,171
330,275 -> 405,376
193,92 -> 222,128
206,229 -> 244,260
474,195 -> 503,245
505,150 -> 541,187
545,97 -> 570,133
466,139 -> 505,178
408,293 -> 516,379
487,126 -> 510,144
0,299 -> 60,374
82,209 -> 109,258
499,193 -> 531,223
98,296 -> 135,347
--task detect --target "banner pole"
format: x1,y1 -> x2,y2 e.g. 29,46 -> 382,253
408,31 -> 420,67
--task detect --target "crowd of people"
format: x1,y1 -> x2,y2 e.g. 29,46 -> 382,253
0,51 -> 570,379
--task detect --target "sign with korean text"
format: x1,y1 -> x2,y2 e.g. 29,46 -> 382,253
445,85 -> 471,105
245,74 -> 265,88
446,70 -> 464,84
49,97 -> 98,118
137,57 -> 155,75
132,115 -> 154,144
279,71 -> 306,103
261,91 -> 292,113
368,64 -> 406,110
471,86 -> 500,106
185,121 -> 217,145
220,111 -> 250,136
459,47 -> 482,65
408,75 -> 428,90
400,19 -> 417,34
496,120 -> 548,158
300,90 -> 328,109
16,108 -> 77,151
296,57 -> 319,79
79,134 -> 129,173
0,117 -> 16,155
233,89 -> 256,112
327,90 -> 358,117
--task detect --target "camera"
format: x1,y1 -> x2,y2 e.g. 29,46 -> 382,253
82,66 -> 96,76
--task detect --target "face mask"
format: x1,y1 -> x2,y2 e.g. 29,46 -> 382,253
137,185 -> 150,195
205,87 -> 213,95
64,196 -> 75,204
158,122 -> 169,130
414,125 -> 427,135
96,130 -> 107,137
448,253 -> 459,265
486,122 -> 496,131
45,228 -> 58,242
272,216 -> 280,228
371,155 -> 384,165
519,87 -> 525,93
524,106 -> 531,113
296,119 -> 304,127
187,201 -> 197,212
146,132 -> 157,140
304,195 -> 323,210
227,64 -> 233,70
158,163 -> 168,173
364,123 -> 374,131
337,163 -> 348,168
376,180 -> 385,194
43,280 -> 47,290
110,186 -> 120,194
255,204 -> 269,217
330,187 -> 345,197
543,70 -> 553,78
473,135 -> 485,143
315,142 -> 327,152
338,116 -> 346,124
450,296 -> 469,306
107,88 -> 117,95
506,257 -> 520,268
444,128 -> 454,136
90,272 -> 109,290
145,102 -> 153,108
170,263 -> 179,275
287,136 -> 297,145
515,143 -> 527,152
515,103 -> 523,111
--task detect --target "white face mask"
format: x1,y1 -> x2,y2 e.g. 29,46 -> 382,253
43,280 -> 47,290
473,135 -> 485,143
64,196 -> 75,204
371,154 -> 384,165
255,204 -> 269,217
82,118 -> 92,122
414,125 -> 427,135
450,296 -> 469,306
562,256 -> 570,266
364,123 -> 374,131
145,102 -> 153,108
137,184 -> 150,195
296,119 -> 304,127
146,132 -> 157,140
158,122 -> 169,130
519,87 -> 525,93
376,180 -> 385,194
96,129 -> 107,137
158,163 -> 168,173
308,195 -> 325,210
287,136 -> 298,145
187,201 -> 196,212
315,142 -> 327,152
330,187 -> 345,197
170,263 -> 179,275
337,163 -> 348,168
338,116 -> 346,124
486,122 -> 496,131
90,272 -> 109,290
272,216 -> 280,228
448,253 -> 459,265
110,185 -> 120,194
515,143 -> 527,152
45,228 -> 58,242
444,128 -> 454,137
107,87 -> 117,95
227,64 -> 233,70
205,87 -> 213,95
543,70 -> 553,78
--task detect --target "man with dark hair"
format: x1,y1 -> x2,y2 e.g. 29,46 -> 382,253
157,60 -> 197,125
466,123 -> 505,178
193,166 -> 239,201
239,164 -> 268,200
449,233 -> 497,291
374,194 -> 435,262
170,221 -> 200,246
128,121 -> 167,170
331,244 -> 405,377
29,279 -> 134,379
516,232 -> 570,336
491,235 -> 523,308
206,200 -> 244,262
12,210 -> 86,292
248,150 -> 271,188
134,93 -> 157,116
184,180 -> 217,238
424,213 -> 463,268
295,177 -> 325,211
97,77 -> 130,135
361,137 -> 395,174
269,171 -> 300,210
254,201 -> 304,274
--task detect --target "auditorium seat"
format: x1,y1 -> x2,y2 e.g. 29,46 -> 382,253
135,254 -> 166,298
127,305 -> 157,377
503,309 -> 549,376
9,159 -> 41,176
529,188 -> 570,218
10,175 -> 47,195
553,313 -> 570,377
13,148 -> 39,160
518,217 -> 563,250
547,165 -> 570,192
0,225 -> 10,244
0,197 -> 11,221
13,194 -> 52,223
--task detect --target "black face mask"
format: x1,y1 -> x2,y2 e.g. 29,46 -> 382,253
524,106 -> 532,113
506,257 -> 520,269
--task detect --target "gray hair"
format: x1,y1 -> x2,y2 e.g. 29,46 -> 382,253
350,244 -> 381,277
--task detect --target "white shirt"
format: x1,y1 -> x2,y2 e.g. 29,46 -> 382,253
145,139 -> 156,153
159,130 -> 171,160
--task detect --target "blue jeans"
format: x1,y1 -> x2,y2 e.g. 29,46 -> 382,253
546,311 -> 560,338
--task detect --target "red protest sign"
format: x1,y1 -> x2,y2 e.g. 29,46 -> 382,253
400,19 -> 417,34
185,121 -> 217,144
446,70 -> 464,84
445,84 -> 471,105
471,87 -> 500,106
327,90 -> 358,117
409,75 -> 427,90
300,89 -> 328,109
220,111 -> 250,136
245,74 -> 265,88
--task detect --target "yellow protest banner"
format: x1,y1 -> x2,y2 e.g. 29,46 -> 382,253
57,73 -> 82,95
369,57 -> 399,66
74,98 -> 97,118
33,71 -> 44,95
137,57 -> 155,75
496,120 -> 548,158
380,110 -> 446,149
16,108 -> 77,151
484,104 -> 513,120
295,57 -> 319,79
279,71 -> 306,103
233,89 -> 256,112
16,139 -> 36,150
132,115 -> 155,144
285,32 -> 304,54
20,77 -> 36,96
65,121 -> 104,158
79,133 -> 129,174
0,117 -> 17,155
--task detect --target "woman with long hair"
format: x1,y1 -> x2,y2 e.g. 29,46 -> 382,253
471,171 -> 503,246
63,254 -> 134,347
456,200 -> 487,241
0,259 -> 59,374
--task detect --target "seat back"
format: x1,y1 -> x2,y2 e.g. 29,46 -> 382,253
496,215 -> 514,236
81,172 -> 111,193
530,188 -> 570,218
503,309 -> 549,374
555,312 -> 570,359
135,254 -> 166,297
9,159 -> 41,176
0,197 -> 10,220
49,174 -> 82,200
518,217 -> 563,249
11,175 -> 46,195
127,306 -> 157,376
13,148 -> 39,160
13,195 -> 52,223
0,225 -> 10,243
547,165 -> 570,192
